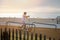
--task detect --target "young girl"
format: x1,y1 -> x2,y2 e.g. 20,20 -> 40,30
22,12 -> 30,31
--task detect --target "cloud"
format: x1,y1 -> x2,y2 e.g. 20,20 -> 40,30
27,7 -> 60,12
38,0 -> 60,8
0,0 -> 60,8
0,6 -> 60,13
0,0 -> 43,8
0,0 -> 60,18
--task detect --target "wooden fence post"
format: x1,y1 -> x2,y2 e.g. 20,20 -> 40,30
44,35 -> 46,40
9,28 -> 11,40
12,29 -> 14,40
16,29 -> 18,40
19,30 -> 22,40
23,31 -> 26,40
31,33 -> 33,40
27,31 -> 29,40
35,33 -> 38,40
39,34 -> 42,40
1,28 -> 2,40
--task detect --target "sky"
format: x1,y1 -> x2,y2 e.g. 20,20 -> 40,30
0,0 -> 60,18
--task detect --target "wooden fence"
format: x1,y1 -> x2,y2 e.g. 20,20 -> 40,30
0,28 -> 57,40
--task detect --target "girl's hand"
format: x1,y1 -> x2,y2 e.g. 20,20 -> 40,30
26,16 -> 30,19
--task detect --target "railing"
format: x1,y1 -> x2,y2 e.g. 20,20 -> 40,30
0,21 -> 58,30
0,28 -> 57,40
33,22 -> 57,29
6,21 -> 35,27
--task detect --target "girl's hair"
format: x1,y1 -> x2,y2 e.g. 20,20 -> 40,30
24,12 -> 27,14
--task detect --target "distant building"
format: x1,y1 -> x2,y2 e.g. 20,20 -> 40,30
56,16 -> 60,24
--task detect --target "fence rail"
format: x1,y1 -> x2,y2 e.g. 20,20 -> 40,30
33,22 -> 57,29
0,21 -> 57,29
